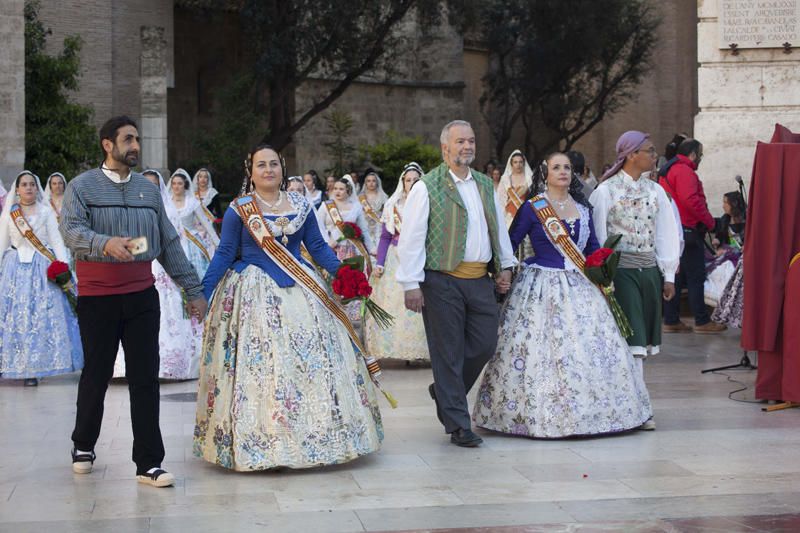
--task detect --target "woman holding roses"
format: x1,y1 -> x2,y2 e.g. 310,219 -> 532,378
0,171 -> 83,386
472,153 -> 652,438
194,145 -> 383,471
316,176 -> 376,321
365,162 -> 430,363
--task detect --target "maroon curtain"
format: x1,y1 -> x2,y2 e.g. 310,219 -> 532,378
742,124 -> 800,401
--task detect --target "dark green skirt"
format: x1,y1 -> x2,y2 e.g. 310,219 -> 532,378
614,267 -> 663,356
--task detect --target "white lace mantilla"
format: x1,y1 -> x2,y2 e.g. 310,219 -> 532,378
260,191 -> 311,239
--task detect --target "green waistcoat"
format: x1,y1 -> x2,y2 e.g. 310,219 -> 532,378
421,162 -> 502,273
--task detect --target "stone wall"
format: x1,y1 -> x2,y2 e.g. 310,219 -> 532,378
167,7 -> 247,168
292,11 -> 467,179
568,0 -> 699,189
37,0 -> 174,131
694,0 -> 800,212
293,79 -> 464,179
462,47 -> 492,167
21,0 -> 700,196
0,0 -> 25,187
140,26 -> 168,173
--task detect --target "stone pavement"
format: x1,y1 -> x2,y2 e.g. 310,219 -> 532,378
1,329 -> 799,532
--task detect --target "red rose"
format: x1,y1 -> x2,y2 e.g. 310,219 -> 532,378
47,261 -> 70,281
342,284 -> 357,299
357,281 -> 372,297
332,279 -> 343,295
586,248 -> 614,268
342,222 -> 362,240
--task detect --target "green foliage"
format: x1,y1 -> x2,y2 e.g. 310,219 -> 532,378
480,0 -> 659,161
359,131 -> 440,192
180,0 -> 476,150
322,111 -> 356,178
182,72 -> 265,195
24,0 -> 96,179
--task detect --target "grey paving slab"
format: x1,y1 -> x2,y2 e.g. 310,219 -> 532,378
0,328 -> 797,532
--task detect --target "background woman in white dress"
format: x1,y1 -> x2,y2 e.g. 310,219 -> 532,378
366,162 -> 430,363
317,176 -> 375,321
0,171 -> 83,386
44,172 -> 67,222
190,167 -> 222,230
171,169 -> 219,279
358,171 -> 388,250
114,170 -> 204,380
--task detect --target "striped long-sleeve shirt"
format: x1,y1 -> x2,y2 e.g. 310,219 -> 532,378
60,167 -> 203,299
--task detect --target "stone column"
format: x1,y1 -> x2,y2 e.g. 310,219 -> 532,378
694,0 -> 800,212
0,0 -> 25,188
140,26 -> 168,175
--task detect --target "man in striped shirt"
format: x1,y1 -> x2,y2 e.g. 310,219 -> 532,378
61,115 -> 207,488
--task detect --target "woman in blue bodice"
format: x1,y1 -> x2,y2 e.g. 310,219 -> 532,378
473,152 -> 652,439
194,144 -> 383,471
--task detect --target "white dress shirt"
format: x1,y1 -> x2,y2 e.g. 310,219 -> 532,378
101,165 -> 131,183
396,168 -> 516,290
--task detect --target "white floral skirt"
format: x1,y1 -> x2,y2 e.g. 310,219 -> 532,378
473,266 -> 652,438
365,246 -> 429,362
193,265 -> 384,471
114,261 -> 202,380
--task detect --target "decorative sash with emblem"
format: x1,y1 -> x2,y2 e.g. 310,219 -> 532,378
528,195 -> 586,272
49,199 -> 62,222
184,229 -> 211,261
358,193 -> 381,223
10,204 -> 57,262
195,190 -> 216,223
232,195 -> 396,407
325,200 -> 372,273
392,206 -> 402,235
506,186 -> 525,217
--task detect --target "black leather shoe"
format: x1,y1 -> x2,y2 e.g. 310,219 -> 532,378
428,383 -> 444,425
450,428 -> 483,447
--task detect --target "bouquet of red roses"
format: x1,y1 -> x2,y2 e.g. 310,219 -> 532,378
584,235 -> 633,338
337,221 -> 363,242
46,261 -> 77,315
332,259 -> 394,328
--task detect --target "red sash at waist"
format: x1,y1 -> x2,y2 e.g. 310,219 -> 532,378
76,260 -> 154,296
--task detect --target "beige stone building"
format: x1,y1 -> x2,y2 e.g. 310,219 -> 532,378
1,1 -> 796,213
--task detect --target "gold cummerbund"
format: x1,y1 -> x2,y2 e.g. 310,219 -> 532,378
445,261 -> 489,279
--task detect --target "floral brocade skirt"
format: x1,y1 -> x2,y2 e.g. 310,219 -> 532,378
193,265 -> 383,471
472,265 -> 652,438
711,260 -> 744,329
365,246 -> 429,362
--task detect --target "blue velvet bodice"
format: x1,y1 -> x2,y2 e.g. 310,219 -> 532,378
202,200 -> 340,300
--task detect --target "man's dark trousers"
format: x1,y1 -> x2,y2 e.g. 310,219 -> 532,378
664,228 -> 711,326
420,271 -> 499,433
71,286 -> 164,474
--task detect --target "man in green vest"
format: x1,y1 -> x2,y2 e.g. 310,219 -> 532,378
396,120 -> 516,447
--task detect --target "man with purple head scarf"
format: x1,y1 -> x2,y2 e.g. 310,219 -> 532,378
590,131 -> 681,430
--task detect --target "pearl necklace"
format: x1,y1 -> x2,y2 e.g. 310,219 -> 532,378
545,192 -> 576,236
255,190 -> 283,210
547,194 -> 570,211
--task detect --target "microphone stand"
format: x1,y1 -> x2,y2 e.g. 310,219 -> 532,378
702,174 -> 755,374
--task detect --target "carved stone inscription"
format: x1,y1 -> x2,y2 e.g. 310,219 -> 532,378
719,0 -> 799,48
